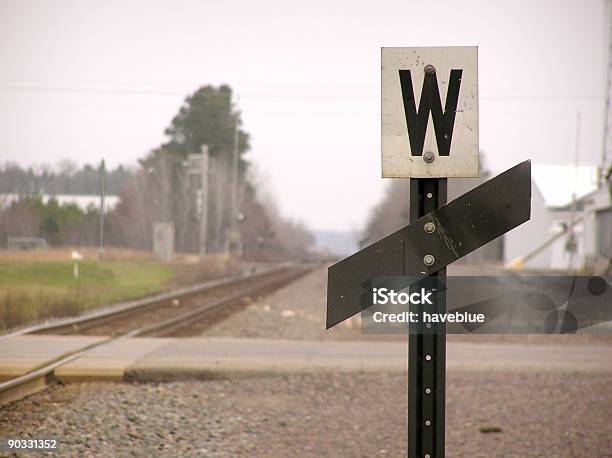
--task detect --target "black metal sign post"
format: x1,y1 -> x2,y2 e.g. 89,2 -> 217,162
408,178 -> 447,458
327,47 -> 531,458
326,161 -> 531,457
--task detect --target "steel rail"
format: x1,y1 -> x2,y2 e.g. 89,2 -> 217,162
0,265 -> 309,405
0,263 -> 294,340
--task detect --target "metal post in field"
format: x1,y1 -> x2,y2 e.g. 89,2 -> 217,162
230,108 -> 242,255
98,158 -> 106,261
213,155 -> 226,254
200,144 -> 209,258
599,0 -> 612,185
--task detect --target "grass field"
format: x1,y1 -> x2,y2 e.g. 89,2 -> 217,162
0,247 -> 177,330
0,248 -> 240,330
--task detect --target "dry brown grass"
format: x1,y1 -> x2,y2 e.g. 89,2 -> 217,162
169,254 -> 240,286
0,247 -> 155,263
0,248 -> 238,265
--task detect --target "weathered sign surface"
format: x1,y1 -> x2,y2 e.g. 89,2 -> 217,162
381,46 -> 479,178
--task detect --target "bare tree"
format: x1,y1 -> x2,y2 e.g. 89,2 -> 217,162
0,199 -> 41,238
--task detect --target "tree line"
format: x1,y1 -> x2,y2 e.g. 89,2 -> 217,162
0,161 -> 130,195
0,84 -> 314,261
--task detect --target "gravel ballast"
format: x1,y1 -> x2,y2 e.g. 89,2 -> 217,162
1,371 -> 611,457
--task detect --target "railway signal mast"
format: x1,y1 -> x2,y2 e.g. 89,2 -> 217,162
601,0 -> 612,186
326,47 -> 532,457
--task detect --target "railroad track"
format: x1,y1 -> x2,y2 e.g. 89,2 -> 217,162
0,264 -> 310,404
1,264 -> 302,339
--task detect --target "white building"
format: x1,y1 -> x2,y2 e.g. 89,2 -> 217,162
581,185 -> 612,269
504,165 -> 610,272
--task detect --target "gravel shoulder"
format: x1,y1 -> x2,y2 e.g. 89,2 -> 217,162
202,266 -> 612,346
1,371 -> 610,457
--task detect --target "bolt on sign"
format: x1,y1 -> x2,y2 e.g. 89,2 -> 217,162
381,46 -> 479,178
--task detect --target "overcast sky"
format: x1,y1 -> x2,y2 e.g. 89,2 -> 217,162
0,0 -> 608,232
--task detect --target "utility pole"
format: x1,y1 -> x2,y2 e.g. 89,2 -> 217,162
98,159 -> 106,261
568,112 -> 581,273
214,156 -> 227,254
200,145 -> 209,258
229,104 -> 242,255
600,0 -> 612,184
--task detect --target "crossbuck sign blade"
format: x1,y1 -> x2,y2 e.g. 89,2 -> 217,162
326,160 -> 531,329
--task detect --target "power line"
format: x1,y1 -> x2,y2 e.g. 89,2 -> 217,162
0,84 -> 186,96
0,84 -> 605,101
0,76 -> 604,92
